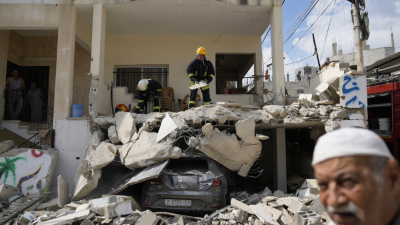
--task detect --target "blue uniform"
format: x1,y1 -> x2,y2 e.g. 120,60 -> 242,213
187,58 -> 215,108
134,79 -> 162,114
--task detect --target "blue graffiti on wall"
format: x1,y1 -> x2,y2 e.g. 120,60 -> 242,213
342,75 -> 365,108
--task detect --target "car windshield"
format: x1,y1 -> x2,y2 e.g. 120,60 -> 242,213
164,159 -> 209,175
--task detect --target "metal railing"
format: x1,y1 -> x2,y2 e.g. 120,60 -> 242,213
4,91 -> 54,133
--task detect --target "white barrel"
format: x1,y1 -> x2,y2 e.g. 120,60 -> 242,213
378,118 -> 391,131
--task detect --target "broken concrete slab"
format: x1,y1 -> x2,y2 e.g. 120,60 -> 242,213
88,142 -> 117,169
263,105 -> 284,117
202,123 -> 213,137
136,210 -> 158,225
37,198 -> 58,210
310,196 -> 325,213
118,142 -> 134,165
112,160 -> 169,194
37,209 -> 91,225
107,126 -> 119,144
124,131 -> 181,169
231,198 -> 253,215
297,188 -> 318,199
235,116 -> 259,145
75,203 -> 90,212
301,180 -> 318,190
260,204 -> 282,221
131,123 -> 149,141
315,82 -> 339,102
104,200 -> 133,218
0,148 -> 58,196
72,169 -> 102,201
0,184 -> 19,203
58,175 -> 69,208
157,114 -> 178,143
0,140 -> 14,154
199,129 -> 261,175
115,112 -> 136,144
249,205 -> 279,225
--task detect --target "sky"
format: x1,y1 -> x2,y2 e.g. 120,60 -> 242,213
252,0 -> 400,81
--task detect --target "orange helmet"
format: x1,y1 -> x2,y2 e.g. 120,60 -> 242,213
116,104 -> 128,112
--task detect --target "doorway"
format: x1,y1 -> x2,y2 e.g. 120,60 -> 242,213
4,61 -> 50,122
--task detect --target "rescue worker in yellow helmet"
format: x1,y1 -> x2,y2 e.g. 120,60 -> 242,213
187,46 -> 215,108
133,79 -> 162,114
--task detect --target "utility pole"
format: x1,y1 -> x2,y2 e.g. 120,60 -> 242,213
352,0 -> 364,71
312,33 -> 321,70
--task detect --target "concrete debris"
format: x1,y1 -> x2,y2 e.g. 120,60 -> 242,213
199,126 -> 261,177
0,183 -> 329,225
72,169 -> 102,201
88,142 -> 117,169
0,140 -> 14,154
58,175 -> 69,208
315,82 -> 339,103
0,184 -> 19,203
263,105 -> 285,117
108,126 -> 119,144
157,114 -> 178,143
124,131 -> 181,169
115,111 -> 136,144
235,116 -> 259,145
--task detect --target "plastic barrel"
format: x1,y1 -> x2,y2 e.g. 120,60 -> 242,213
378,118 -> 391,131
72,104 -> 84,118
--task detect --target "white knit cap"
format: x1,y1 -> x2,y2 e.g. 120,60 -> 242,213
312,127 -> 393,166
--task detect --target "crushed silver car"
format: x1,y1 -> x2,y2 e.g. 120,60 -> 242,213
141,156 -> 227,214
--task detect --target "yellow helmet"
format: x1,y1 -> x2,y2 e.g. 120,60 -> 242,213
196,46 -> 207,56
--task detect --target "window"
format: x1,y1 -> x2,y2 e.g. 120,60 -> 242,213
114,67 -> 168,98
215,54 -> 255,94
297,87 -> 304,94
165,159 -> 209,175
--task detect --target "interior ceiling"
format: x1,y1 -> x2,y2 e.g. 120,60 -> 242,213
75,0 -> 271,35
217,54 -> 253,69
13,30 -> 58,36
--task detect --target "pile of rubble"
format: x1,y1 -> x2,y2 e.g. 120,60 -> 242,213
0,178 -> 329,225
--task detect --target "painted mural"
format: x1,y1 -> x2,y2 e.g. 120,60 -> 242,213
341,75 -> 367,108
0,150 -> 51,196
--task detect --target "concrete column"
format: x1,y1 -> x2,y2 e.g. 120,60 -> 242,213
54,6 -> 77,120
273,128 -> 287,192
0,30 -> 10,124
89,4 -> 106,118
270,4 -> 285,105
332,43 -> 337,56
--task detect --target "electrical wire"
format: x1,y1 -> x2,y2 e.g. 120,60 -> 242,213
320,0 -> 337,60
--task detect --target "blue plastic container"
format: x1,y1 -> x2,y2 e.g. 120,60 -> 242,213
72,104 -> 84,117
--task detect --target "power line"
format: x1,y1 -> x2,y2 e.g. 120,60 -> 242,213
320,0 -> 337,60
285,55 -> 313,65
263,0 -> 336,67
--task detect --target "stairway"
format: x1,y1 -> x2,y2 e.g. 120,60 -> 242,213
1,120 -> 50,141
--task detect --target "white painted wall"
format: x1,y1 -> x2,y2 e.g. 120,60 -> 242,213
51,119 -> 90,196
329,47 -> 395,67
0,149 -> 53,196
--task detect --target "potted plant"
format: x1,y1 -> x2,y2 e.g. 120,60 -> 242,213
236,87 -> 247,94
229,87 -> 237,94
223,88 -> 230,94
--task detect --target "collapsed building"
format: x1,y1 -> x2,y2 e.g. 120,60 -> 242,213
0,67 -> 367,223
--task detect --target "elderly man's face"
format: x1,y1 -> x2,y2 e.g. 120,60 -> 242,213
314,156 -> 399,225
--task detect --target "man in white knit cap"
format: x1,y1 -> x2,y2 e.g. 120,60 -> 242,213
312,127 -> 400,225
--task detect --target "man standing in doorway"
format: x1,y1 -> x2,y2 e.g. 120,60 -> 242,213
6,70 -> 25,120
187,46 -> 215,109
